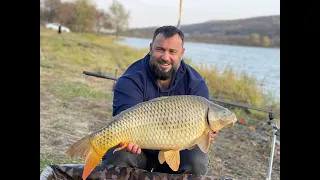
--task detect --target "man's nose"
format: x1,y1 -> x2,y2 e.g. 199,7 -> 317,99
161,51 -> 170,61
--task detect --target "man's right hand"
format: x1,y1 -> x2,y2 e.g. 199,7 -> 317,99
120,142 -> 141,154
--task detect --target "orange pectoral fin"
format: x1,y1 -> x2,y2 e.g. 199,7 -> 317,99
113,142 -> 128,154
163,150 -> 180,171
158,150 -> 166,164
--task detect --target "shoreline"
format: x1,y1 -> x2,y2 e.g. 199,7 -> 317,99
115,35 -> 280,50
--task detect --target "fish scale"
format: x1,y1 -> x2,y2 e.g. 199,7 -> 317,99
66,95 -> 237,180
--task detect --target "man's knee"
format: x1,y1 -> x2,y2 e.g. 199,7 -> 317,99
188,154 -> 209,175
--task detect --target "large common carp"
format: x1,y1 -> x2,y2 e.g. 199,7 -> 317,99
66,95 -> 237,180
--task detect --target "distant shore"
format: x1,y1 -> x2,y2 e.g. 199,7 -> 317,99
116,35 -> 280,49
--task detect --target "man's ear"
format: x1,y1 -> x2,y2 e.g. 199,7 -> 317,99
181,47 -> 185,60
149,43 -> 153,54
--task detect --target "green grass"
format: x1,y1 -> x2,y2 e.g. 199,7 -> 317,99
40,29 -> 148,74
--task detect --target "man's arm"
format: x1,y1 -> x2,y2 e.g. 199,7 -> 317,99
112,75 -> 144,117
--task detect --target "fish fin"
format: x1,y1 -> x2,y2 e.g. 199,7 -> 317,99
158,151 -> 165,164
113,142 -> 128,154
66,134 -> 103,180
83,148 -> 104,180
164,150 -> 180,171
194,131 -> 211,153
148,96 -> 170,102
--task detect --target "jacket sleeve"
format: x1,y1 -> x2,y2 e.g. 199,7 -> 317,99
190,79 -> 210,100
112,75 -> 144,117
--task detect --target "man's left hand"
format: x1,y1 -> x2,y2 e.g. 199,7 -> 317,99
209,131 -> 219,145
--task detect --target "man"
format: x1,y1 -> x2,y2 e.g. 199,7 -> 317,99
102,25 -> 219,175
58,25 -> 62,34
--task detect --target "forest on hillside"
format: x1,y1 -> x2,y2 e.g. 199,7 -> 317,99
120,15 -> 280,48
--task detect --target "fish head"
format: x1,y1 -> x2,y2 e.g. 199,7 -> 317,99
207,103 -> 237,132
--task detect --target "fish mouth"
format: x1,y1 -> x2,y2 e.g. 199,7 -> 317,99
210,119 -> 235,132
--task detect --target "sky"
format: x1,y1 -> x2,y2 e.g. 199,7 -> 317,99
93,0 -> 280,28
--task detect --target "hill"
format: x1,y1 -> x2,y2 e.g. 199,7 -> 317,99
119,15 -> 280,48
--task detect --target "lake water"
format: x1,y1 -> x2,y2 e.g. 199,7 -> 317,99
116,36 -> 280,100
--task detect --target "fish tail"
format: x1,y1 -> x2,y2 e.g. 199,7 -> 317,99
66,134 -> 104,180
66,134 -> 94,158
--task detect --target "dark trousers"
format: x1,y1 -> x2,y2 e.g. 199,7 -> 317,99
101,145 -> 210,175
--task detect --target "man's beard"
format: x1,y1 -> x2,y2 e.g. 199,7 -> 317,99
149,58 -> 178,80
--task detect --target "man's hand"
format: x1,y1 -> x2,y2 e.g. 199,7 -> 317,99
209,131 -> 219,145
120,142 -> 141,154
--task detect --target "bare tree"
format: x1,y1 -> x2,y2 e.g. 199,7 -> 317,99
40,0 -> 45,24
108,0 -> 130,38
58,2 -> 76,26
95,9 -> 112,35
43,0 -> 61,23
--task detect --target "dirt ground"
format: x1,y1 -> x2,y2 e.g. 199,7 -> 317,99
40,84 -> 280,180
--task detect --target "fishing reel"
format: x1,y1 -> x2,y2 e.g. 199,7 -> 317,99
267,111 -> 280,137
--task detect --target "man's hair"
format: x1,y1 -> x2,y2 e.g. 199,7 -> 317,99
152,26 -> 184,46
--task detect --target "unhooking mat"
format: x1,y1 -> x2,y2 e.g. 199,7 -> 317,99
40,164 -> 233,180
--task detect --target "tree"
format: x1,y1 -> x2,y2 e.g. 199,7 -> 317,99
40,0 -> 45,23
95,9 -> 112,35
58,2 -> 76,26
250,33 -> 261,46
108,0 -> 130,38
72,0 -> 97,32
43,0 -> 61,23
262,36 -> 271,47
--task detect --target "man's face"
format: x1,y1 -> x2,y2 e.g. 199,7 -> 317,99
149,33 -> 185,80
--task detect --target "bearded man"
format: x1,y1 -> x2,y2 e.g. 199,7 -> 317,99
101,25 -> 218,175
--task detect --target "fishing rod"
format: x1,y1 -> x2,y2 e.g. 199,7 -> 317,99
176,0 -> 182,29
83,71 -> 118,81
